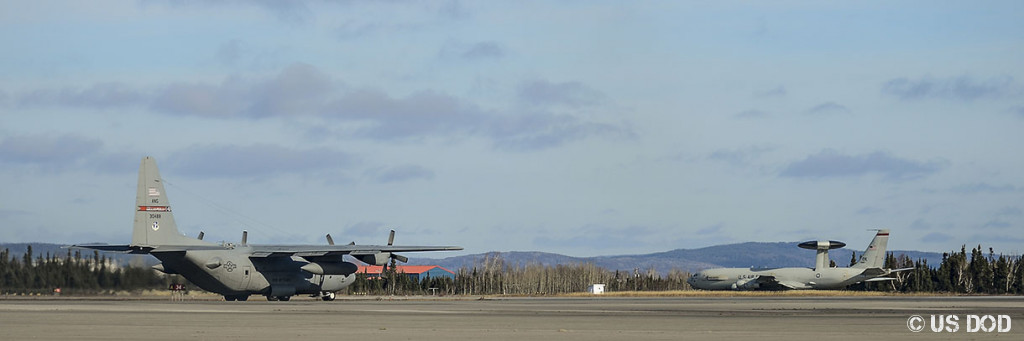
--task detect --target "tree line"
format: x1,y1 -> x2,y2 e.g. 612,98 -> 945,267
350,253 -> 691,296
2,245 -> 1021,295
851,245 -> 1024,294
0,246 -> 164,295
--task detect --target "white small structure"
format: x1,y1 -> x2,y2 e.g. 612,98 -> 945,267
587,283 -> 605,295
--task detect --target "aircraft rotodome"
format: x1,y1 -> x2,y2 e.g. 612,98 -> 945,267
74,157 -> 462,301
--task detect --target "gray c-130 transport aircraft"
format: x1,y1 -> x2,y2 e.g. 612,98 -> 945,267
687,229 -> 912,290
74,157 -> 462,301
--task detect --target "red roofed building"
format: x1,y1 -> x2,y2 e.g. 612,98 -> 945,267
357,265 -> 456,281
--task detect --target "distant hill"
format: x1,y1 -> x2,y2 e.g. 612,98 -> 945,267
407,251 -> 595,272
407,242 -> 946,274
3,242 -> 944,274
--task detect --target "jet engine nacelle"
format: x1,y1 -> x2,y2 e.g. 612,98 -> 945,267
354,252 -> 392,266
300,261 -> 358,276
731,278 -> 760,290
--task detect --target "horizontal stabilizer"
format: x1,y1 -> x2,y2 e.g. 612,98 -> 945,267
861,267 -> 887,277
863,267 -> 912,277
864,277 -> 897,282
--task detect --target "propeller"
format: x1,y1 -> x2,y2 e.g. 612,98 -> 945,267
382,230 -> 409,272
328,233 -> 356,246
241,230 -> 248,246
197,231 -> 204,240
387,230 -> 409,263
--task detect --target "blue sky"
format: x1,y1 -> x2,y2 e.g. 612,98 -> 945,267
1,1 -> 1022,257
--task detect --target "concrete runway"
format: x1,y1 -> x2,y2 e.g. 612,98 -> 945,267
1,296 -> 1021,340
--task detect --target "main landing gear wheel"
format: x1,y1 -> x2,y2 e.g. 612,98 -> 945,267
225,295 -> 249,301
321,292 -> 336,301
266,296 -> 291,301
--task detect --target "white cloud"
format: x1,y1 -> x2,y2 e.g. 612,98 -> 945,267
921,232 -> 953,243
364,164 -> 435,184
949,183 -> 1022,195
733,109 -> 770,119
440,41 -> 505,61
882,75 -> 1018,101
168,144 -> 356,178
0,134 -> 104,171
780,149 -> 947,181
517,80 -> 607,108
755,86 -> 787,98
805,101 -> 850,115
708,146 -> 774,168
17,82 -> 145,109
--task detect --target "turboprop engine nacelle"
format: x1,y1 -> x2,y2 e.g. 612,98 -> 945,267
300,261 -> 358,276
152,263 -> 178,274
354,252 -> 392,266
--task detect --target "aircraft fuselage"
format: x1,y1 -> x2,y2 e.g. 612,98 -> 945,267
154,247 -> 355,299
687,266 -> 869,290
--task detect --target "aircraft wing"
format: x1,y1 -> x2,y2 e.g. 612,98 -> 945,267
860,267 -> 914,283
739,275 -> 800,290
774,280 -> 805,290
248,244 -> 463,258
68,244 -> 152,254
71,244 -> 235,254
861,267 -> 887,277
758,276 -> 805,290
70,243 -> 461,257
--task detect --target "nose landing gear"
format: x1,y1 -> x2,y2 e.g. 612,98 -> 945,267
320,291 -> 336,301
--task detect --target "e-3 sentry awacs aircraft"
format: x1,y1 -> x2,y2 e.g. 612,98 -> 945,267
74,157 -> 462,301
687,229 -> 911,290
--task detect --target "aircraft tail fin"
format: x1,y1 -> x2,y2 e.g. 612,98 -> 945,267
131,157 -> 211,247
852,229 -> 889,269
